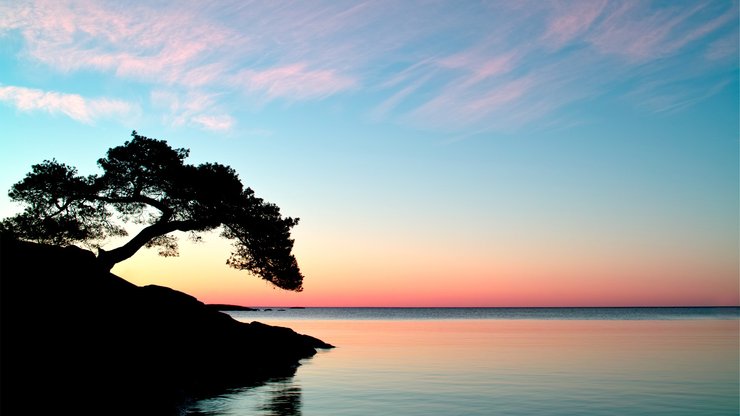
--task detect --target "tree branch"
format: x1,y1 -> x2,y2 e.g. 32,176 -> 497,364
48,198 -> 75,218
97,219 -> 200,270
94,194 -> 173,218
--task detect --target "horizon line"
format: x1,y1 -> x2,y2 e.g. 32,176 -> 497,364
219,305 -> 740,309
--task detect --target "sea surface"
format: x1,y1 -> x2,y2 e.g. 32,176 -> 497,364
184,307 -> 739,416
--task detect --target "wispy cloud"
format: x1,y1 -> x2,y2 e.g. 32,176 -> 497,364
384,0 -> 737,130
437,52 -> 520,88
627,78 -> 732,114
150,89 -> 234,131
0,85 -> 136,123
705,31 -> 739,61
586,1 -> 737,61
409,76 -> 537,129
3,0 -> 246,86
541,1 -> 606,48
232,63 -> 357,101
2,0 -> 737,133
370,72 -> 434,121
192,114 -> 235,132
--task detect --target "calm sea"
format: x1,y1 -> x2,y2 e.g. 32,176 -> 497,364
184,307 -> 739,416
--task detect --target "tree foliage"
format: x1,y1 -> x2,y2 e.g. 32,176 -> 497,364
2,131 -> 304,291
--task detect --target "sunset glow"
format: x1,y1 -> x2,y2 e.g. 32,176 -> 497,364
2,0 -> 738,307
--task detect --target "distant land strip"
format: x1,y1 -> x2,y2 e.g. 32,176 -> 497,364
205,304 -> 260,311
206,304 -> 307,311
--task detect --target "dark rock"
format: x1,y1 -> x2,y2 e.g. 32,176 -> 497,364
0,235 -> 333,415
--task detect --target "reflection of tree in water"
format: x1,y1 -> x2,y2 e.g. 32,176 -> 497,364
183,376 -> 303,415
259,378 -> 302,416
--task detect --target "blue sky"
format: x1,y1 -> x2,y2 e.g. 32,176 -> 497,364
0,0 -> 737,306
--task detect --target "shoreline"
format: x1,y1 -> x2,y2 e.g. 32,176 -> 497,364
0,236 -> 333,415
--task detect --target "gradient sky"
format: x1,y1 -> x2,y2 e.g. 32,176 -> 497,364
1,0 -> 738,306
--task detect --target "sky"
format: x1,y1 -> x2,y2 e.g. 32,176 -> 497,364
0,0 -> 738,307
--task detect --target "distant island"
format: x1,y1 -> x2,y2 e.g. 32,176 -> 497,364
205,303 -> 260,311
206,304 -> 308,311
0,235 -> 333,415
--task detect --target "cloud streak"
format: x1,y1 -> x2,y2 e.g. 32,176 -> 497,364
0,85 -> 136,123
384,0 -> 737,131
542,1 -> 606,48
192,114 -> 235,132
150,89 -> 235,131
586,1 -> 736,61
2,0 -> 737,133
232,64 -> 357,101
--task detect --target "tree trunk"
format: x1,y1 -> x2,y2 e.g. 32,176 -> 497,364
96,220 -> 198,271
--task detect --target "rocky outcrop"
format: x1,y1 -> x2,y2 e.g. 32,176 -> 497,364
0,235 -> 332,415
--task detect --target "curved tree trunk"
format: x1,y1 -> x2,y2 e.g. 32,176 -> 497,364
97,220 -> 198,271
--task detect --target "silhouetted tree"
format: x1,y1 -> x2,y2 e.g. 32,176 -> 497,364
2,131 -> 303,291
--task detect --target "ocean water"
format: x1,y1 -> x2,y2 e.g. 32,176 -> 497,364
184,308 -> 739,416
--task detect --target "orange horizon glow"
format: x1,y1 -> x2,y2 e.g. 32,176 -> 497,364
112,234 -> 739,308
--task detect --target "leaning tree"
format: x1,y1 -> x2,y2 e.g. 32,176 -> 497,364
1,131 -> 303,291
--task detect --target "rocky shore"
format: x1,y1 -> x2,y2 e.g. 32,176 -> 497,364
0,235 -> 332,415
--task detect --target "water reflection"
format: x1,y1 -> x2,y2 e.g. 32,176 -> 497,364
259,378 -> 302,416
185,377 -> 302,416
189,318 -> 738,416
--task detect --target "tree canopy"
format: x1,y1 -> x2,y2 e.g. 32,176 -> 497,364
2,131 -> 303,291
